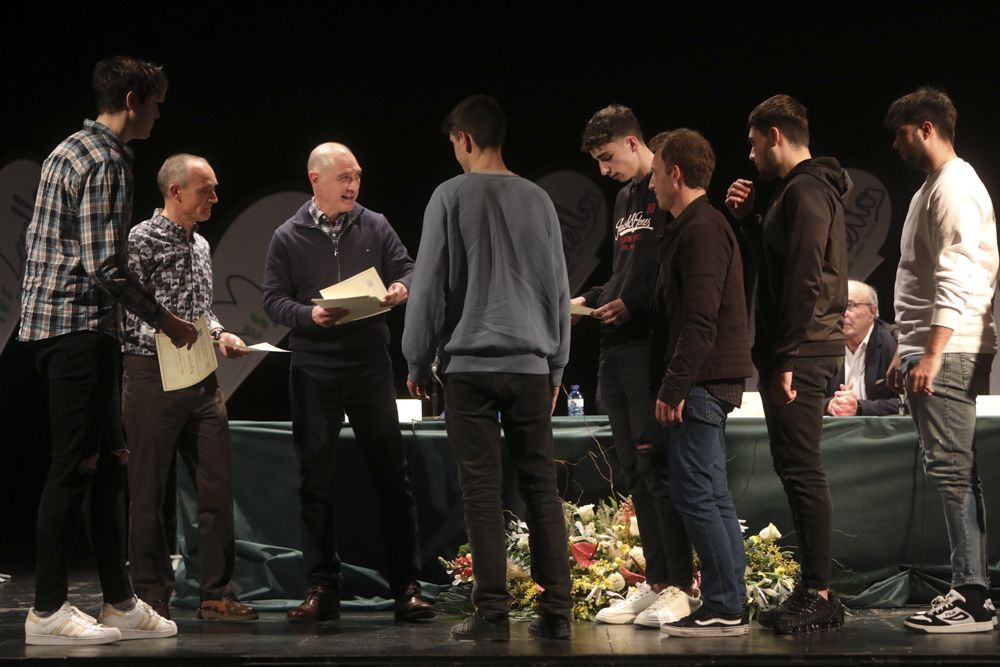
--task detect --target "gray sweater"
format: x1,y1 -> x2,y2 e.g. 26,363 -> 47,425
403,172 -> 570,386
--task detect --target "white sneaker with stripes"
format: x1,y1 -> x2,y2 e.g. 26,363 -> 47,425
25,603 -> 122,645
100,596 -> 177,639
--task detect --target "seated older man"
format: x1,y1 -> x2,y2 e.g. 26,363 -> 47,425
825,280 -> 901,416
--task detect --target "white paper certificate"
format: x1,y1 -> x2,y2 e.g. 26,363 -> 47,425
155,315 -> 219,391
312,267 -> 392,325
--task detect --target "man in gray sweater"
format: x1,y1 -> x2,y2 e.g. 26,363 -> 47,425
403,95 -> 572,641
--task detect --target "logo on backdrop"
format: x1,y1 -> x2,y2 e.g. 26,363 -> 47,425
210,191 -> 309,400
535,171 -> 607,296
843,168 -> 891,281
0,159 -> 41,350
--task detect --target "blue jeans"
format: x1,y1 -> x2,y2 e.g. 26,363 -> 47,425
904,352 -> 993,589
664,386 -> 746,614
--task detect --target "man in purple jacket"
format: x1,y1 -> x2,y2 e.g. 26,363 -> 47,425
262,142 -> 432,623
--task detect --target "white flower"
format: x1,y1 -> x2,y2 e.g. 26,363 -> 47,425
607,572 -> 626,592
577,504 -> 595,523
628,546 -> 645,569
758,522 -> 782,542
738,519 -> 749,534
629,516 -> 640,537
517,534 -> 530,549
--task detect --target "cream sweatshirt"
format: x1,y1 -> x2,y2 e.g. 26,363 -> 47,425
895,157 -> 999,358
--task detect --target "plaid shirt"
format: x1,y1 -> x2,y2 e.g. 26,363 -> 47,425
308,198 -> 347,243
18,120 -> 164,342
123,210 -> 223,356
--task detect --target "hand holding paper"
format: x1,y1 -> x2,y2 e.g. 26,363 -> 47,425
312,267 -> 393,325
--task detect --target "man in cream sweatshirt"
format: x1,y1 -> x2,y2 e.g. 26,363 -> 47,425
885,86 -> 998,634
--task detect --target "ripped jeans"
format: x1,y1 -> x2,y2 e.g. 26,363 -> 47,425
32,331 -> 133,611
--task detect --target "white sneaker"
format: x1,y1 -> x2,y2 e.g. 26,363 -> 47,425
25,603 -> 123,645
636,586 -> 702,628
100,596 -> 177,640
595,582 -> 657,624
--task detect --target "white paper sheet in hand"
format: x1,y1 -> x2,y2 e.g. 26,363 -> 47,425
212,340 -> 290,353
155,315 -> 218,391
570,303 -> 596,317
313,267 -> 392,324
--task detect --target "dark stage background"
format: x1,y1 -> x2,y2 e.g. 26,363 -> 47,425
1,2 -> 998,569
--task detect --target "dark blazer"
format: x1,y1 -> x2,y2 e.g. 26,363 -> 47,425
825,318 -> 900,416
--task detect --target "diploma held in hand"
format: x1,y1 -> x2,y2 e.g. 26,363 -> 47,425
312,267 -> 392,325
155,315 -> 218,391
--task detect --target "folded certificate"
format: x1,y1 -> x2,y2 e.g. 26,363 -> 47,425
155,315 -> 218,391
571,303 -> 596,317
312,267 -> 392,325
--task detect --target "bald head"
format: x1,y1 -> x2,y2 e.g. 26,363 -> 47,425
308,142 -> 362,217
307,142 -> 355,174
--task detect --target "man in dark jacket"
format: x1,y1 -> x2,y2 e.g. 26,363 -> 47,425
648,129 -> 753,638
725,95 -> 849,634
574,106 -> 695,627
825,280 -> 900,416
262,142 -> 432,624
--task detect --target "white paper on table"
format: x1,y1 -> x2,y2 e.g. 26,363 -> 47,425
212,340 -> 290,353
570,303 -> 596,317
155,315 -> 218,391
313,267 -> 392,325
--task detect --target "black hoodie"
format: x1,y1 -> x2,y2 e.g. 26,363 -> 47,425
747,157 -> 851,372
581,172 -> 665,345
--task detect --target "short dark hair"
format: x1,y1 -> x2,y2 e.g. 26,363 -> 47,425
748,94 -> 809,147
657,128 -> 715,190
441,95 -> 506,150
648,131 -> 670,154
581,104 -> 644,152
92,56 -> 168,114
884,86 -> 957,143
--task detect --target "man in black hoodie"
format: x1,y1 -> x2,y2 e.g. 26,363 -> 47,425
574,106 -> 696,627
726,95 -> 849,634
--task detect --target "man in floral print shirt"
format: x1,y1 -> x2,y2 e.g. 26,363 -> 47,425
122,154 -> 258,623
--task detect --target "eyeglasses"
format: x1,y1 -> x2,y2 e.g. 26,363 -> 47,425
846,301 -> 873,310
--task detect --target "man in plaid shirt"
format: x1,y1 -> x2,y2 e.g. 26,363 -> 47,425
19,56 -> 197,646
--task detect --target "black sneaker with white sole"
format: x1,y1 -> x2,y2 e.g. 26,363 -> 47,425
984,598 -> 997,627
772,589 -> 844,634
904,589 -> 995,634
660,605 -> 749,637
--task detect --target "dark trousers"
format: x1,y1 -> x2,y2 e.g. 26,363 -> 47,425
444,372 -> 572,620
289,349 -> 420,597
759,356 -> 841,590
32,331 -> 133,612
600,341 -> 693,587
122,354 -> 235,603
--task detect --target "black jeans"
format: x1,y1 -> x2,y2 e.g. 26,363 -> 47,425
444,372 -> 571,620
289,349 -> 420,597
32,331 -> 133,611
759,355 -> 841,590
600,341 -> 693,588
122,354 -> 235,603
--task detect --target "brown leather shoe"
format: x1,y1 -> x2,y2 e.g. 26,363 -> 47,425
198,593 -> 259,621
287,585 -> 340,622
394,582 -> 435,622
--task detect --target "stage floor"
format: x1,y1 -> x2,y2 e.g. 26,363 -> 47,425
2,573 -> 1000,666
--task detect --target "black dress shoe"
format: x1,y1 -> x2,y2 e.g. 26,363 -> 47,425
394,582 -> 435,622
528,614 -> 571,639
287,585 -> 340,622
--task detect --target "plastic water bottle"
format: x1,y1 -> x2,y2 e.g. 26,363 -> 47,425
567,385 -> 585,417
